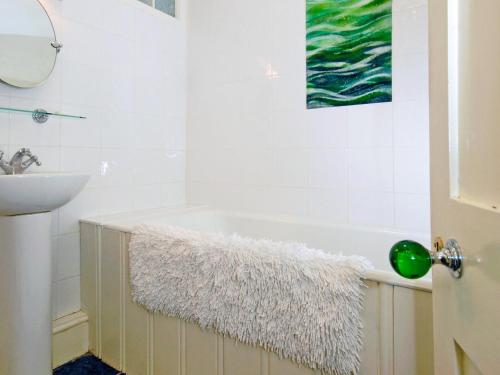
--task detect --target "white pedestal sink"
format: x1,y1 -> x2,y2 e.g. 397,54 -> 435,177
0,173 -> 90,375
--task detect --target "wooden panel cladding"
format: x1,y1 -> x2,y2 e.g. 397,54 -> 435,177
223,336 -> 261,375
394,287 -> 434,375
81,224 -> 434,375
79,223 -> 99,355
153,314 -> 181,375
100,229 -> 122,369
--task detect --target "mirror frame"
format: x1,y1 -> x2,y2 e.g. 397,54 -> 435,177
0,0 -> 60,89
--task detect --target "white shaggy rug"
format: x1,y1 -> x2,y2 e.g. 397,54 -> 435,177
129,224 -> 372,375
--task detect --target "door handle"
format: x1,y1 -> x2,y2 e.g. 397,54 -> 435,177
389,238 -> 463,279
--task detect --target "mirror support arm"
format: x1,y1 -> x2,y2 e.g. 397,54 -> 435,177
50,41 -> 63,53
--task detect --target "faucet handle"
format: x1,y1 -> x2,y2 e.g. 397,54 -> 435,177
21,154 -> 42,169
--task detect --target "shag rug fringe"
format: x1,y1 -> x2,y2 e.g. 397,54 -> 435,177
129,224 -> 372,375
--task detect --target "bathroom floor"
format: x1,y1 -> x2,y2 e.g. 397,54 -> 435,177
53,354 -> 122,375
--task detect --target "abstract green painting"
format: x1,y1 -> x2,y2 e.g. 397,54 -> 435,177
306,0 -> 392,108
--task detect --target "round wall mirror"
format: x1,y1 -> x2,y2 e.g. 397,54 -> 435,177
0,0 -> 60,88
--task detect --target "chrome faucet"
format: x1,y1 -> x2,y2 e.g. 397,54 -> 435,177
0,148 -> 42,175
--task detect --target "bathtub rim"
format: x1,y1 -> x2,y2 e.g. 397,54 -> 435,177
81,205 -> 432,292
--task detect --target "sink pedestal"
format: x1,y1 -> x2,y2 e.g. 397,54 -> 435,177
0,172 -> 89,375
0,212 -> 52,375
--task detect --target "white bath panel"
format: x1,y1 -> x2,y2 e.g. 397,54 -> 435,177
124,233 -> 150,375
359,281 -> 385,375
80,223 -> 99,355
223,336 -> 261,375
153,314 -> 181,375
268,352 -> 316,375
185,323 -> 218,375
394,287 -> 434,375
100,229 -> 122,369
80,216 -> 434,375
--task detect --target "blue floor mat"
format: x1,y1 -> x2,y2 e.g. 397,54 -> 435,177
53,354 -> 122,375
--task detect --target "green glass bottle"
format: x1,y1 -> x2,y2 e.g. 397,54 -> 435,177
389,240 -> 432,279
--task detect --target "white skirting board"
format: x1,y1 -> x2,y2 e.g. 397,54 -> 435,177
52,311 -> 89,369
80,223 -> 435,375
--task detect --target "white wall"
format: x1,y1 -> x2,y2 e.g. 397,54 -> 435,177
186,0 -> 430,234
0,0 -> 429,321
0,0 -> 187,319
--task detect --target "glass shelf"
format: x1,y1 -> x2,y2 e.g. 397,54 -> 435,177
0,106 -> 86,122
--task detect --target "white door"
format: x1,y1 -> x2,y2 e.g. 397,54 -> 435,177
429,0 -> 500,373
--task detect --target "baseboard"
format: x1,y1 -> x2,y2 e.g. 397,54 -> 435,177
52,311 -> 89,369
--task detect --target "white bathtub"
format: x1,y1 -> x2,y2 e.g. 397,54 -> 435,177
81,206 -> 434,375
86,206 -> 432,288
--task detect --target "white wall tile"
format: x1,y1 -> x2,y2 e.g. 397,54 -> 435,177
60,0 -> 108,28
306,107 -> 348,148
133,148 -> 175,185
100,187 -> 135,215
240,150 -> 274,186
233,115 -> 272,150
61,63 -> 110,109
58,188 -> 102,235
348,103 -> 393,147
133,184 -> 164,211
165,115 -> 186,150
56,233 -> 80,281
101,112 -> 134,149
161,182 -> 186,207
3,0 -> 430,321
393,0 -> 427,13
270,0 -> 306,78
393,52 -> 429,102
0,112 -> 10,143
393,0 -> 428,55
9,114 -> 60,147
109,66 -> 136,112
56,276 -> 81,318
165,150 -> 186,182
60,107 -> 103,148
60,148 -> 102,188
308,188 -> 349,223
50,211 -> 59,237
51,282 -> 59,321
394,100 -> 429,148
271,149 -> 309,187
60,19 -> 105,68
271,111 -> 307,149
349,148 -> 394,192
186,182 -> 206,205
100,148 -> 134,188
394,148 -> 429,194
186,0 -> 430,237
0,0 -> 186,321
309,150 -> 348,189
268,188 -> 308,217
51,237 -> 59,284
271,74 -> 307,112
395,193 -> 430,232
187,150 -> 214,183
132,113 -> 170,149
349,191 -> 395,227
